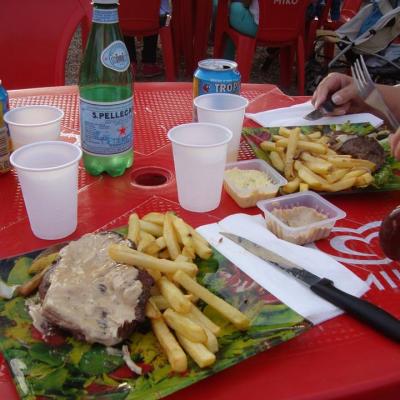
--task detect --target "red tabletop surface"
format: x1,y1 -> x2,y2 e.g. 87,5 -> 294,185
0,82 -> 399,399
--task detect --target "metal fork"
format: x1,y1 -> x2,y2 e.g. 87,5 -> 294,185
351,56 -> 399,131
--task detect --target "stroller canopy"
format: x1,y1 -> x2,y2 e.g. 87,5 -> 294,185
336,0 -> 400,54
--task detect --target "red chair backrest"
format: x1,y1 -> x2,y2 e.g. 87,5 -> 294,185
342,0 -> 363,13
257,0 -> 313,43
341,0 -> 363,19
0,0 -> 91,90
118,0 -> 161,36
320,0 -> 363,25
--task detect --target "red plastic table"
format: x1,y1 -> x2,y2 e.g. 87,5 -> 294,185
0,83 -> 399,400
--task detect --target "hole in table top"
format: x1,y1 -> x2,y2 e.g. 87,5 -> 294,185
130,167 -> 172,188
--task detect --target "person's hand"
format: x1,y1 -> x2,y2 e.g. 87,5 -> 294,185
389,128 -> 400,160
312,72 -> 366,115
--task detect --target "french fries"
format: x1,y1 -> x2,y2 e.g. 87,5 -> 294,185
284,128 -> 300,179
172,215 -> 194,248
17,264 -> 52,297
259,127 -> 377,193
151,318 -> 188,372
108,244 -> 198,276
163,308 -> 207,343
145,297 -> 162,319
142,212 -> 165,226
186,305 -> 222,336
201,327 -> 219,353
107,211 -> 250,372
173,270 -> 250,330
176,333 -> 216,368
282,177 -> 300,194
163,212 -> 181,260
28,252 -> 59,274
157,276 -> 192,314
269,151 -> 284,172
276,137 -> 327,154
127,213 -> 141,245
151,294 -> 194,311
139,220 -> 163,237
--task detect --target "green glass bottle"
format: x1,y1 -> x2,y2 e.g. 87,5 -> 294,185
79,0 -> 133,177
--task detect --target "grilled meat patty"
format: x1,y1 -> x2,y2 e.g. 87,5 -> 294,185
338,136 -> 386,170
35,232 -> 153,346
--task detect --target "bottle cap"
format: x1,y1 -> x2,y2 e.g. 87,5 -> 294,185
93,0 -> 119,4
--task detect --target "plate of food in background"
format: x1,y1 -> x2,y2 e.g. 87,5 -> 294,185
242,123 -> 400,195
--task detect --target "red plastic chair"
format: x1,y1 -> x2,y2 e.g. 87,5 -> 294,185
171,0 -> 213,77
0,0 -> 91,90
118,0 -> 176,81
213,0 -> 312,95
171,0 -> 194,77
193,0 -> 213,73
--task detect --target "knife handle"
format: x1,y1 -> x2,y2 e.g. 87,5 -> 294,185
320,98 -> 336,113
310,278 -> 400,342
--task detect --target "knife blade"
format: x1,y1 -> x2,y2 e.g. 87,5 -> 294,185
304,97 -> 336,121
220,232 -> 400,342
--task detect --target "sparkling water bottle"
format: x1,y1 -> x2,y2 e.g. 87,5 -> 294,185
79,0 -> 133,177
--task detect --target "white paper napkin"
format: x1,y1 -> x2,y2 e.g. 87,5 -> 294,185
197,213 -> 370,325
245,100 -> 383,128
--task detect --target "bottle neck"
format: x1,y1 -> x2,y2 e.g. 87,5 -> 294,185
92,3 -> 119,24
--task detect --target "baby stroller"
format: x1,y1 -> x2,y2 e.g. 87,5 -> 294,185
306,0 -> 400,93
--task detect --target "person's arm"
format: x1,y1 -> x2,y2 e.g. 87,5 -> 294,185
374,84 -> 400,122
313,72 -> 400,160
390,129 -> 400,160
312,72 -> 400,121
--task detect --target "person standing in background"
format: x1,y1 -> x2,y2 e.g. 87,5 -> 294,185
214,0 -> 259,60
212,0 -> 281,71
124,0 -> 170,78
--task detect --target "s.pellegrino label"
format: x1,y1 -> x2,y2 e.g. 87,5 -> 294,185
80,97 -> 133,156
101,40 -> 130,72
92,8 -> 118,24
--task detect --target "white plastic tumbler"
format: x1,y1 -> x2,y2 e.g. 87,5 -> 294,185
4,105 -> 64,150
168,122 -> 232,212
10,141 -> 82,240
194,93 -> 249,162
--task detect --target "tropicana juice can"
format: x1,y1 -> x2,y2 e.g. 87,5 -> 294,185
193,59 -> 241,98
0,80 -> 10,174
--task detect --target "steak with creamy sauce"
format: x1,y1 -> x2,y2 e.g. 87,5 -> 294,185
33,232 -> 153,346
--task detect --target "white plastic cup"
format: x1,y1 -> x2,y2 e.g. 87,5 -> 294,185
194,93 -> 249,162
168,122 -> 232,212
4,105 -> 64,150
10,141 -> 82,240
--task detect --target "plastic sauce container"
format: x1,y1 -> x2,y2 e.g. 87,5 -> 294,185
224,159 -> 287,208
257,191 -> 346,245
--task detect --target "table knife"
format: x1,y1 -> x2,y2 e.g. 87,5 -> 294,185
304,98 -> 336,121
220,232 -> 400,342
